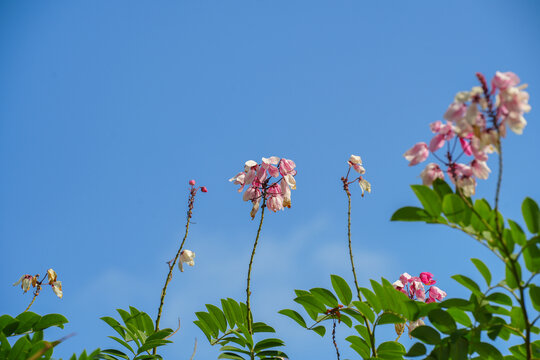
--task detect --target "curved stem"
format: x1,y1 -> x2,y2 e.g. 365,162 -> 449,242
154,188 -> 198,347
25,293 -> 38,312
246,198 -> 266,334
344,187 -> 377,357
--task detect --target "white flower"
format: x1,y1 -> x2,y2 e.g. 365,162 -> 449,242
51,281 -> 63,298
359,179 -> 371,195
348,155 -> 366,174
47,269 -> 58,283
13,275 -> 34,293
178,250 -> 196,272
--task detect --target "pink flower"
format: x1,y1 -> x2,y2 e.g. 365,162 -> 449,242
429,120 -> 442,133
443,102 -> 467,122
428,123 -> 454,152
399,273 -> 412,285
459,138 -> 473,156
189,179 -> 196,186
404,143 -> 429,166
471,160 -> 490,180
229,172 -> 246,192
409,278 -> 426,301
491,71 -> 520,91
348,155 -> 366,174
281,179 -> 292,208
428,286 -> 447,301
392,280 -> 407,294
279,158 -> 296,176
419,272 -> 436,285
243,185 -> 261,202
420,163 -> 444,186
267,194 -> 284,212
262,156 -> 281,178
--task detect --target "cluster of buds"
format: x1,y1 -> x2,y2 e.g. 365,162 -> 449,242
13,268 -> 63,299
229,157 -> 297,219
178,249 -> 195,272
343,155 -> 371,196
404,71 -> 531,196
393,272 -> 446,337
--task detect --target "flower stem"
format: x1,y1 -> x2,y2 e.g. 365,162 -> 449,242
342,180 -> 377,357
25,293 -> 38,312
154,187 -> 197,338
332,320 -> 341,360
246,198 -> 266,335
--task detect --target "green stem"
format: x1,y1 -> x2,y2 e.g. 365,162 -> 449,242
246,198 -> 266,335
346,191 -> 377,357
153,189 -> 198,355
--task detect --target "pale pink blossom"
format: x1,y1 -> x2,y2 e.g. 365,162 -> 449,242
399,273 -> 412,285
428,123 -> 454,152
404,143 -> 429,166
279,158 -> 296,176
229,172 -> 246,192
443,102 -> 467,122
457,176 -> 476,197
243,185 -> 261,202
244,160 -> 258,172
471,160 -> 490,180
491,71 -> 520,91
429,121 -> 442,133
409,278 -> 426,302
267,194 -> 284,212
428,286 -> 447,301
420,163 -> 444,186
393,280 -> 407,294
459,138 -> 473,156
178,250 -> 195,272
419,272 -> 436,285
281,179 -> 292,208
261,156 -> 281,178
348,155 -> 365,174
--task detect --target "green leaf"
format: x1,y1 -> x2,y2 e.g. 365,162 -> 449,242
252,322 -> 275,333
330,275 -> 353,306
34,314 -> 68,331
450,337 -> 468,360
278,309 -> 306,328
510,307 -> 526,331
8,337 -> 32,360
486,292 -> 513,306
523,240 -> 540,272
505,262 -> 521,290
221,299 -> 236,328
406,342 -> 426,357
443,194 -> 467,223
433,179 -> 453,199
253,338 -> 284,352
226,298 -> 244,326
346,335 -> 370,359
206,304 -> 228,333
377,341 -> 405,358
508,220 -> 527,246
294,295 -> 326,314
376,312 -> 404,325
359,287 -> 381,314
195,312 -> 219,338
311,325 -> 326,337
217,352 -> 245,360
471,258 -> 491,286
352,301 -> 375,324
411,185 -> 442,217
529,284 -> 540,312
354,324 -> 370,343
310,288 -> 339,307
428,309 -> 456,334
391,207 -> 429,222
108,336 -> 135,354
522,197 -> 540,234
446,308 -> 471,327
14,312 -> 41,334
474,342 -> 503,360
452,275 -> 482,296
410,325 -> 441,345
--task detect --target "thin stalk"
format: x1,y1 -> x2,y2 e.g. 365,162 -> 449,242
246,198 -> 266,335
25,293 -> 38,312
343,182 -> 377,357
332,320 -> 341,360
155,187 -> 198,340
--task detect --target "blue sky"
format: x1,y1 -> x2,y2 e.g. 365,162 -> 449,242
1,1 -> 539,359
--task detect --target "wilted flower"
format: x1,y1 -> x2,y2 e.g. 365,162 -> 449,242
178,250 -> 195,272
51,281 -> 63,298
348,155 -> 365,174
420,163 -> 444,186
47,269 -> 58,283
13,274 -> 35,293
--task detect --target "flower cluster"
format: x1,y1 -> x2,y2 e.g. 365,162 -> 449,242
13,268 -> 63,299
393,272 -> 446,337
404,71 -> 531,196
229,157 -> 297,219
346,155 -> 371,196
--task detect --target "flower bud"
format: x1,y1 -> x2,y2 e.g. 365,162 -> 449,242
201,186 -> 208,193
189,179 -> 196,186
